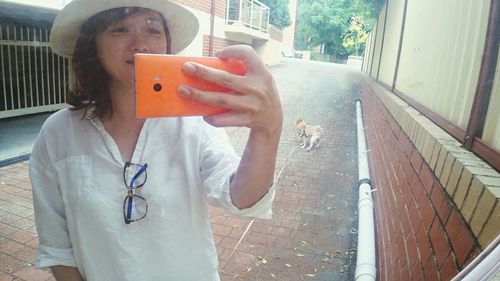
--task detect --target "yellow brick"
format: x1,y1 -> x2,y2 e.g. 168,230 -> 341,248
476,176 -> 500,188
435,147 -> 448,178
470,188 -> 497,236
429,141 -> 442,170
411,123 -> 421,145
478,203 -> 500,248
403,112 -> 414,136
467,166 -> 500,177
422,135 -> 436,165
416,126 -> 427,152
461,178 -> 484,222
446,161 -> 463,196
440,153 -> 456,188
400,111 -> 410,133
461,159 -> 495,169
454,168 -> 473,208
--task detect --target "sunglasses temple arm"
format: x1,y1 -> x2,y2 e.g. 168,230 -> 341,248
125,196 -> 133,224
129,164 -> 148,186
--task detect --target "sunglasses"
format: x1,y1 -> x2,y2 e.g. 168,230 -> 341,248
122,162 -> 148,224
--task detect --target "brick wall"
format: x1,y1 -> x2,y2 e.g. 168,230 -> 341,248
361,81 -> 484,280
174,0 -> 227,18
202,35 -> 247,56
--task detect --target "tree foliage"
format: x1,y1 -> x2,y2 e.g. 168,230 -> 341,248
295,0 -> 384,58
260,0 -> 292,30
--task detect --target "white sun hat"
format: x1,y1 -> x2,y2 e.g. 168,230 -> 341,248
49,0 -> 199,58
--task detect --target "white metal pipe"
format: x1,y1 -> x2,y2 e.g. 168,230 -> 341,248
355,100 -> 377,281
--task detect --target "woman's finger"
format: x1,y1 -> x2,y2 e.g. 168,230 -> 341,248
203,112 -> 252,128
178,86 -> 259,112
183,62 -> 263,97
215,45 -> 265,72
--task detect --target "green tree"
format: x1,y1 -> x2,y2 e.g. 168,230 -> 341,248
295,0 -> 384,58
260,0 -> 292,30
342,16 -> 369,56
295,0 -> 351,56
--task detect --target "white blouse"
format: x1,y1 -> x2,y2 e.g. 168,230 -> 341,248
29,108 -> 275,281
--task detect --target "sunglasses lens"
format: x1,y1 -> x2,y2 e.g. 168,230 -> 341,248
124,163 -> 147,188
124,195 -> 147,221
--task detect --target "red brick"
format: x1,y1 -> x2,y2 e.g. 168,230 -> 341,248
405,232 -> 419,271
430,183 -> 452,224
400,261 -> 411,281
279,218 -> 300,230
423,256 -> 440,281
251,223 -> 273,234
220,260 -> 257,279
274,237 -> 296,250
395,230 -> 407,267
0,240 -> 24,255
409,174 -> 425,207
0,222 -> 17,236
410,149 -> 424,174
0,213 -> 22,225
13,266 -> 52,281
439,253 -> 459,280
400,205 -> 412,236
212,224 -> 232,236
228,228 -> 244,239
445,210 -> 476,267
415,222 -> 432,266
407,195 -> 422,233
410,261 -> 425,281
404,137 -> 414,157
220,237 -> 238,249
0,253 -> 25,274
418,196 -> 436,232
402,157 -> 414,180
231,251 -> 256,266
419,164 -> 435,195
247,232 -> 276,246
429,220 -> 450,268
402,183 -> 414,210
12,246 -> 37,263
271,226 -> 292,237
464,248 -> 481,268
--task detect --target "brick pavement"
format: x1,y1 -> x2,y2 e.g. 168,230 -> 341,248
0,60 -> 362,280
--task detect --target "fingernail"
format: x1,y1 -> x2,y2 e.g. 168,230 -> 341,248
178,86 -> 191,96
183,63 -> 196,74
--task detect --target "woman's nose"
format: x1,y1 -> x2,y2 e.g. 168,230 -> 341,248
129,32 -> 149,52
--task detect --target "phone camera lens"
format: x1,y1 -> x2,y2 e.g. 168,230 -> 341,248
153,83 -> 162,92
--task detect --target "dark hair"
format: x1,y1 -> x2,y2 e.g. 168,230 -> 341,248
68,7 -> 171,118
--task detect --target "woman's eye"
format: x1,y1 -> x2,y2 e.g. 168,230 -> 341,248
147,28 -> 161,35
110,27 -> 127,33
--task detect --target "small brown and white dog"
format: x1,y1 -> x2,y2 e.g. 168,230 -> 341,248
295,118 -> 324,151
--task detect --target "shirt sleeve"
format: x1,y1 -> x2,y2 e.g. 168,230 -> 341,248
29,128 -> 77,268
199,125 -> 275,220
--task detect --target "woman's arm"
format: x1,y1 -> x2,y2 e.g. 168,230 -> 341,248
51,266 -> 84,281
179,45 -> 283,209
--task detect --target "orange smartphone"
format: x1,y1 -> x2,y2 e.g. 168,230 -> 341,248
134,54 -> 247,117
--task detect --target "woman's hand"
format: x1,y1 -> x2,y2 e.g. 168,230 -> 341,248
178,45 -> 283,135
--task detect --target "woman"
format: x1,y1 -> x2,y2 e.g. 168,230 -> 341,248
29,0 -> 282,280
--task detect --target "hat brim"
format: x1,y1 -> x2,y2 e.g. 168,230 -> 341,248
49,0 -> 199,58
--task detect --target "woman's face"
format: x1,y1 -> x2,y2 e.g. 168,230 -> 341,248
96,10 -> 167,87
